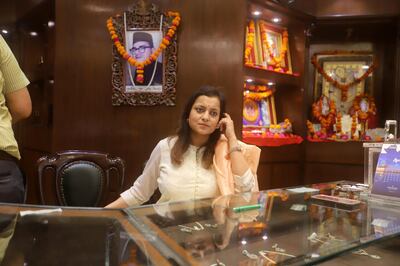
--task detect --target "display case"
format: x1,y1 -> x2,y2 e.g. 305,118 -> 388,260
0,204 -> 167,265
124,181 -> 400,265
1,182 -> 400,265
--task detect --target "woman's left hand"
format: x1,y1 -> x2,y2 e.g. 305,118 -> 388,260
218,113 -> 236,140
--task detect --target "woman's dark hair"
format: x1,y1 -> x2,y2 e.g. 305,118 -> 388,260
171,85 -> 226,168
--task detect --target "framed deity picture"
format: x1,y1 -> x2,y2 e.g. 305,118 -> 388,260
256,20 -> 292,73
243,92 -> 277,128
108,2 -> 179,106
312,51 -> 375,114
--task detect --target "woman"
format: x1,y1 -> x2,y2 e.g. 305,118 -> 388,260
106,86 -> 260,208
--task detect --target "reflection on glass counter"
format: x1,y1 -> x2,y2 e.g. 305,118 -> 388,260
0,205 -> 160,266
125,181 -> 400,265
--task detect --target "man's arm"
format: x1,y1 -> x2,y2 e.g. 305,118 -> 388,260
5,87 -> 32,123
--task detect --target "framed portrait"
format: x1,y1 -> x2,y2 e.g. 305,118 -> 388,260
109,1 -> 178,106
124,30 -> 163,93
257,20 -> 292,74
312,51 -> 375,114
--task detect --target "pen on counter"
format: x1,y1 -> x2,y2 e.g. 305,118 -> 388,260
232,204 -> 262,213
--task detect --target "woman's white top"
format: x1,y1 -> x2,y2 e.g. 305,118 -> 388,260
121,137 -> 255,206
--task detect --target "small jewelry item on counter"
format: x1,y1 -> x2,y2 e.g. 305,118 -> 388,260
204,223 -> 219,228
242,249 -> 259,260
272,243 -> 286,252
210,259 -> 226,266
259,250 -> 296,264
352,249 -> 381,259
307,232 -> 326,244
178,222 -> 205,233
326,233 -> 345,242
179,227 -> 192,233
193,222 -> 205,231
258,251 -> 277,264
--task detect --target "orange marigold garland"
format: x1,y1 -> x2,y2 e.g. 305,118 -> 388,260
312,97 -> 337,134
352,94 -> 376,121
351,114 -> 358,140
106,11 -> 180,83
244,20 -> 255,66
243,90 -> 273,101
311,51 -> 377,101
306,120 -> 316,138
335,112 -> 342,134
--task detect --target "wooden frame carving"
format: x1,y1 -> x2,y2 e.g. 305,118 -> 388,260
111,1 -> 178,106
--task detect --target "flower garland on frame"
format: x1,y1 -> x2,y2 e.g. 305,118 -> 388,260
311,51 -> 377,101
260,22 -> 289,72
244,20 -> 255,66
312,97 -> 337,133
243,90 -> 273,101
106,11 -> 181,83
335,112 -> 342,134
352,94 -> 376,121
351,114 -> 358,140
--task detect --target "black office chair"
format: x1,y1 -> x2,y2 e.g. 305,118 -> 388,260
37,150 -> 125,207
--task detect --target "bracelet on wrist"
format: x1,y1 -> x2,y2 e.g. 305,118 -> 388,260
228,145 -> 243,155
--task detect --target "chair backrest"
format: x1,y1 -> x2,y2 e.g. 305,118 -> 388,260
38,150 -> 125,207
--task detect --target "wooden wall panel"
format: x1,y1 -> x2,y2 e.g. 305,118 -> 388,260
290,0 -> 400,18
270,163 -> 302,188
259,145 -> 303,163
257,162 -> 302,190
314,0 -> 400,18
304,163 -> 363,185
53,0 -> 247,203
257,163 -> 272,190
0,1 -> 16,25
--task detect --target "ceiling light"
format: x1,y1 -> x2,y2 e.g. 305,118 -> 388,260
1,29 -> 8,34
246,78 -> 253,83
267,82 -> 275,86
272,17 -> 281,23
252,10 -> 261,16
29,31 -> 38,36
48,21 -> 55,28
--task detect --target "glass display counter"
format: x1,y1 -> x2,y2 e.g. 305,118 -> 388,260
0,204 -> 166,265
125,181 -> 400,265
1,181 -> 400,265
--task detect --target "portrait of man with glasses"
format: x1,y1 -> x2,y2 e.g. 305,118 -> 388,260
125,31 -> 163,91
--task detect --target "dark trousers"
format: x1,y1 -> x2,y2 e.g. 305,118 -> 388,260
0,160 -> 25,203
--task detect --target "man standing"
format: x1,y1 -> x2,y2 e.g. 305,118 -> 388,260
126,32 -> 163,86
0,35 -> 32,203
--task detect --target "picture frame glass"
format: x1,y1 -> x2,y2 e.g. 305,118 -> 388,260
124,30 -> 164,92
